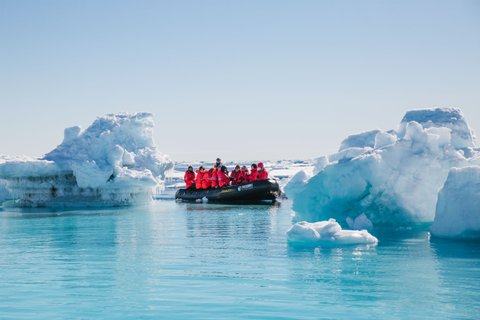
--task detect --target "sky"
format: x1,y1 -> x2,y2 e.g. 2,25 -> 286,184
0,0 -> 479,162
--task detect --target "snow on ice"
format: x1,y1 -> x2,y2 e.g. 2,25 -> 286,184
0,113 -> 173,207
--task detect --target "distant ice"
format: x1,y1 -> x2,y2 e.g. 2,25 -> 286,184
287,219 -> 378,247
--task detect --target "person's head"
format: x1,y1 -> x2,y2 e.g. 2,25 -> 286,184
235,165 -> 240,171
221,165 -> 227,173
216,158 -> 221,163
241,165 -> 247,171
258,162 -> 264,170
251,163 -> 257,169
199,166 -> 205,172
188,166 -> 193,172
209,168 -> 214,173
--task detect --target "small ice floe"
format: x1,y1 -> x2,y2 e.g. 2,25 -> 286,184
287,218 -> 378,247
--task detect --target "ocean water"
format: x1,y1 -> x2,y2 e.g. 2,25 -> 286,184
0,200 -> 479,319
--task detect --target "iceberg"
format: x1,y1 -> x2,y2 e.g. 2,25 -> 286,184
287,219 -> 378,247
287,107 -> 479,228
0,113 -> 173,208
431,166 -> 480,239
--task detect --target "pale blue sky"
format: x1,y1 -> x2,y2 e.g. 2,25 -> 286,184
1,0 -> 479,161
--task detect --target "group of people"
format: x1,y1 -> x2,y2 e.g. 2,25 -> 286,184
184,158 -> 269,190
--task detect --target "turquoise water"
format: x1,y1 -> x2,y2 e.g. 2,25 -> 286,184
0,200 -> 479,319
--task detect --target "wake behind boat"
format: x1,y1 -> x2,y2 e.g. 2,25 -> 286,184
175,179 -> 281,204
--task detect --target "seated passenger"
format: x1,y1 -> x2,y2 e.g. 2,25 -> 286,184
210,166 -> 219,188
238,165 -> 248,184
217,165 -> 230,188
195,166 -> 205,189
257,162 -> 268,180
230,165 -> 241,185
202,168 -> 211,189
248,163 -> 258,182
184,166 -> 196,190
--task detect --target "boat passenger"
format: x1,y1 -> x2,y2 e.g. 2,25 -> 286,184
195,166 -> 205,189
248,163 -> 258,182
230,165 -> 241,185
257,162 -> 268,180
217,165 -> 230,188
184,166 -> 196,190
238,165 -> 248,184
210,166 -> 219,188
215,157 -> 222,168
202,168 -> 211,189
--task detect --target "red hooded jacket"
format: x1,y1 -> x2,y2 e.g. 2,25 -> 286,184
257,163 -> 268,180
195,170 -> 203,189
202,170 -> 211,189
210,168 -> 218,188
230,170 -> 241,185
184,170 -> 196,189
217,170 -> 230,188
238,169 -> 248,184
249,168 -> 258,182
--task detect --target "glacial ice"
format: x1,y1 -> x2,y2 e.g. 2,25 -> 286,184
431,166 -> 480,239
0,113 -> 173,207
287,219 -> 378,247
287,107 -> 480,231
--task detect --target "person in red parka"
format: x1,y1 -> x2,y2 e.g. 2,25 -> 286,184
184,166 -> 196,190
230,165 -> 241,185
257,162 -> 268,180
202,168 -> 211,189
195,166 -> 205,189
248,163 -> 258,182
238,165 -> 248,184
217,165 -> 230,188
210,167 -> 219,188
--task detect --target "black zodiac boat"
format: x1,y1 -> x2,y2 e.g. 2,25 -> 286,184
175,179 -> 281,204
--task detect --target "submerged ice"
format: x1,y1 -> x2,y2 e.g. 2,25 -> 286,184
0,113 -> 172,207
286,108 -> 480,237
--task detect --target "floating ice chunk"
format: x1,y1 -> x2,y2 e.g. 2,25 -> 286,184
431,166 -> 480,239
0,113 -> 173,207
289,107 -> 476,227
287,219 -> 378,247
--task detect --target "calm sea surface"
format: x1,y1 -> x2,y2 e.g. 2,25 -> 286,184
0,200 -> 479,319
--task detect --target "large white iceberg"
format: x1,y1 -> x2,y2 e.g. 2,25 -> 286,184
287,107 -> 480,228
0,113 -> 173,207
287,219 -> 378,247
431,166 -> 480,239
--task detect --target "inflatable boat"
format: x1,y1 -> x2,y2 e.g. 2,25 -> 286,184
175,179 -> 281,204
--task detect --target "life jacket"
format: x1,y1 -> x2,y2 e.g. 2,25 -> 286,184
218,170 -> 230,188
201,170 -> 211,189
195,170 -> 203,189
210,168 -> 218,188
249,168 -> 258,182
258,168 -> 268,180
184,170 -> 196,189
230,170 -> 241,185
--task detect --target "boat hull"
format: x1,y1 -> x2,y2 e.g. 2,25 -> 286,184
175,179 -> 281,204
